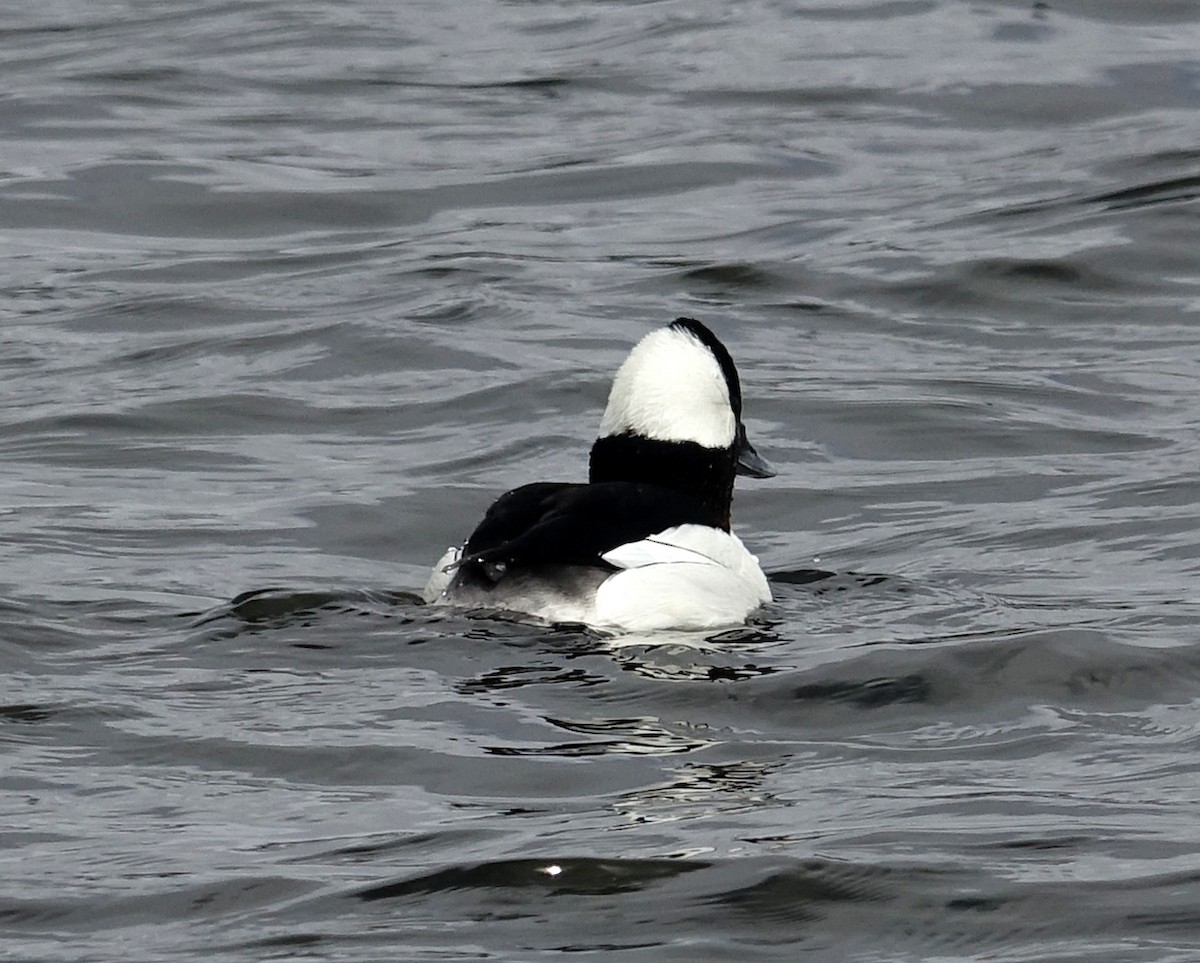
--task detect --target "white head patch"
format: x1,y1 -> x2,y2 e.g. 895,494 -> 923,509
598,325 -> 736,448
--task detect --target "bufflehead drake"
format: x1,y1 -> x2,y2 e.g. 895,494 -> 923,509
423,317 -> 775,632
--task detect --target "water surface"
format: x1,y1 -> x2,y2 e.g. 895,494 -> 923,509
3,1 -> 1200,960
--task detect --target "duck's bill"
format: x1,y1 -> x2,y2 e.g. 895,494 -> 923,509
735,424 -> 776,478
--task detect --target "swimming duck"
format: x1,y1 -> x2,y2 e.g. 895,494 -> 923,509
423,317 -> 774,631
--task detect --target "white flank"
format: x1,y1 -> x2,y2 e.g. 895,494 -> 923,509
593,524 -> 771,632
597,326 -> 735,448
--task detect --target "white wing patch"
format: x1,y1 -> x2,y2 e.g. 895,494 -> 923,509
603,525 -> 761,573
601,534 -> 723,569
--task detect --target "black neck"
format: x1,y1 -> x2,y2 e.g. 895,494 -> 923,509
588,433 -> 736,531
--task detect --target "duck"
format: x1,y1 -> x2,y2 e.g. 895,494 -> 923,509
422,317 -> 775,632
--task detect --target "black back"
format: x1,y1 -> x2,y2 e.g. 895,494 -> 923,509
459,480 -> 711,581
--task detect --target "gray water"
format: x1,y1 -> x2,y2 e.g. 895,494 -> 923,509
4,1 -> 1200,960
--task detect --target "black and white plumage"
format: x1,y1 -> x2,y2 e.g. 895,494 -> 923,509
423,317 -> 775,631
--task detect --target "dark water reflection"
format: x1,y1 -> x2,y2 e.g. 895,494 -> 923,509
4,0 -> 1200,960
